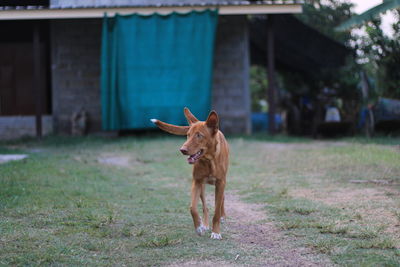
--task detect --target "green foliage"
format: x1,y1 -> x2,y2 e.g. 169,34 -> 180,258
357,10 -> 400,99
333,0 -> 400,99
298,0 -> 355,44
336,0 -> 400,31
294,0 -> 400,102
250,65 -> 268,112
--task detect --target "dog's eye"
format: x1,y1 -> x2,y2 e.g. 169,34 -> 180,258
196,133 -> 203,139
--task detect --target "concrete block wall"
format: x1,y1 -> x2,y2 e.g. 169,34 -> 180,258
0,116 -> 52,139
50,19 -> 102,134
50,16 -> 250,135
212,15 -> 251,134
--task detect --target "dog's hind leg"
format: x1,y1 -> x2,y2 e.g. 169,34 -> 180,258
200,183 -> 209,231
220,194 -> 226,224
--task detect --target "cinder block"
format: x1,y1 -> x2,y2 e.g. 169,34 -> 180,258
51,19 -> 102,134
0,116 -> 53,139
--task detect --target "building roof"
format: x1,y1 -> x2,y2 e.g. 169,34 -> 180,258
0,1 -> 303,20
0,0 -> 303,10
49,0 -> 302,9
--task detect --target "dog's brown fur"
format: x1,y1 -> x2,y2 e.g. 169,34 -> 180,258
151,108 -> 229,239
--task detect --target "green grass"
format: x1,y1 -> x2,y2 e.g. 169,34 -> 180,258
232,133 -> 312,143
0,136 -> 250,266
0,135 -> 399,266
229,136 -> 400,266
343,135 -> 400,146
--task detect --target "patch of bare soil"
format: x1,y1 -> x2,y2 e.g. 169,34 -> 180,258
262,141 -> 347,151
167,260 -> 233,267
290,187 -> 394,206
97,155 -> 133,167
0,154 -> 28,164
96,154 -> 140,168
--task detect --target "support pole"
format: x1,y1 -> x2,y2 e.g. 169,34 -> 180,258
33,23 -> 42,138
267,15 -> 276,135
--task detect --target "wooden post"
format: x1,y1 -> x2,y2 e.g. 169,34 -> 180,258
33,23 -> 42,138
267,15 -> 276,135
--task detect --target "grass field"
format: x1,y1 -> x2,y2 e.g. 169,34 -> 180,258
0,135 -> 399,266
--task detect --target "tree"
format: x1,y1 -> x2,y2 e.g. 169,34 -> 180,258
298,0 -> 355,44
336,0 -> 400,31
357,11 -> 400,98
335,1 -> 400,99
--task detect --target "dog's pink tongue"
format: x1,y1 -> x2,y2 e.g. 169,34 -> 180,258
187,156 -> 195,164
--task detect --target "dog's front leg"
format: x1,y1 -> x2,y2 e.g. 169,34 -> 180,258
211,179 -> 225,239
200,183 -> 209,230
190,179 -> 207,236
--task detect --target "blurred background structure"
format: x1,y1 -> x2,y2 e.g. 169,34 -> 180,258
0,0 -> 303,139
0,0 -> 399,139
249,0 -> 400,137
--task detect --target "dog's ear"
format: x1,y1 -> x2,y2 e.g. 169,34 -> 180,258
183,107 -> 199,125
151,119 -> 189,135
205,110 -> 219,135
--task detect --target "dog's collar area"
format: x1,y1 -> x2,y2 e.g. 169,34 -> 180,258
187,149 -> 203,164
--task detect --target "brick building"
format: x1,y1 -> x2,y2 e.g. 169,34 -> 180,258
0,0 -> 302,139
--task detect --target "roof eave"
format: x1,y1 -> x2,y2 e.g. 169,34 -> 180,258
0,4 -> 302,20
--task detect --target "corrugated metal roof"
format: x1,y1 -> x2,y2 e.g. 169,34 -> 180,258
52,0 -> 303,9
0,1 -> 303,10
0,6 -> 47,10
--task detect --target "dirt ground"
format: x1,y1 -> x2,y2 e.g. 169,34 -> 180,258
168,191 -> 334,267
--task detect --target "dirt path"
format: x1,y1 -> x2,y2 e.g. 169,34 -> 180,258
170,192 -> 333,267
222,192 -> 333,266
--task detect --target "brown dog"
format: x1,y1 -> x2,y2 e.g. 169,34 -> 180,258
151,108 -> 229,239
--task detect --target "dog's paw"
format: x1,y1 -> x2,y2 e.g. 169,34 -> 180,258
210,232 -> 222,240
196,225 -> 208,236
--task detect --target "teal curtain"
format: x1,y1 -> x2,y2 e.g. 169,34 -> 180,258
101,9 -> 218,130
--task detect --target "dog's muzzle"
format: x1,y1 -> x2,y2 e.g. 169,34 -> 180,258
187,150 -> 203,164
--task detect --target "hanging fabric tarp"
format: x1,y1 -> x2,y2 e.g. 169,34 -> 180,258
101,9 -> 218,130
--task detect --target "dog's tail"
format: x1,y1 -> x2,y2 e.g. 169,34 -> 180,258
151,119 -> 189,136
